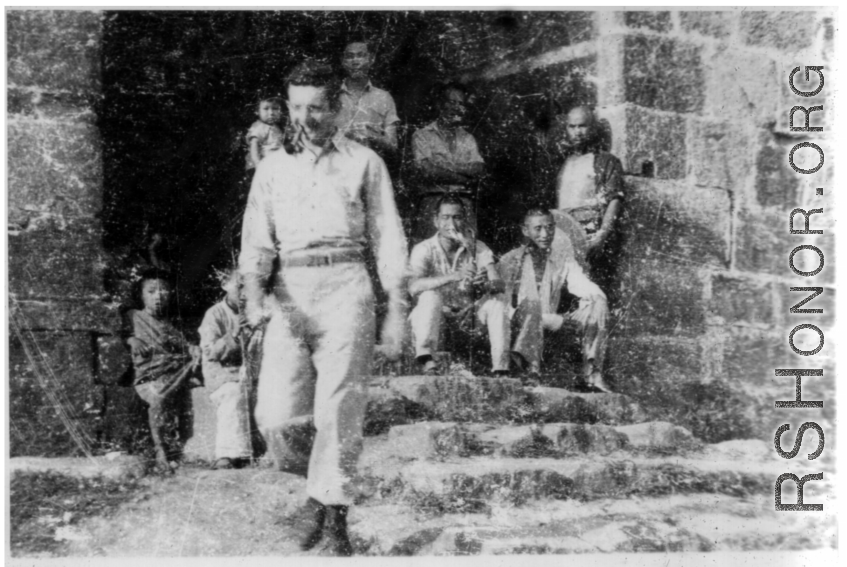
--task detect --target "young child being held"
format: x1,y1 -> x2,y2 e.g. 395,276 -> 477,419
124,269 -> 201,474
246,96 -> 284,170
198,269 -> 253,469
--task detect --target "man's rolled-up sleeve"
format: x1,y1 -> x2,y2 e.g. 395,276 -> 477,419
239,165 -> 278,278
562,259 -> 605,301
364,154 -> 408,293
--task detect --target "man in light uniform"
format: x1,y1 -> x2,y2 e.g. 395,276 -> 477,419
411,83 -> 485,241
555,106 -> 625,299
408,195 -> 510,376
239,60 -> 407,556
501,209 -> 611,392
335,39 -> 400,158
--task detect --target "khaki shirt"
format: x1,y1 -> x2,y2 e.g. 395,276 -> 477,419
239,132 -> 407,293
335,80 -> 400,141
412,120 -> 484,195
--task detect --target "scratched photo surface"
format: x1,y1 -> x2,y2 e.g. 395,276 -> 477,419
7,8 -> 836,559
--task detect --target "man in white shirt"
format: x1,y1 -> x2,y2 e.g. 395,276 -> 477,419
408,195 -> 510,376
240,59 -> 408,556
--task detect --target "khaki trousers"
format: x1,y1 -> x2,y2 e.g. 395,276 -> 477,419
511,296 -> 609,373
410,289 -> 511,372
209,381 -> 252,460
255,262 -> 374,506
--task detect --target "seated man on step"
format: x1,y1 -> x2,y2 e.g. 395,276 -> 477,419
500,208 -> 611,392
408,194 -> 510,376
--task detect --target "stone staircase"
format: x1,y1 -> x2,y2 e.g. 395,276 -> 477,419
182,372 -> 835,556
349,374 -> 834,555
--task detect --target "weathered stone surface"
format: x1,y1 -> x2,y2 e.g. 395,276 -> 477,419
365,453 -> 774,508
615,421 -> 698,451
7,119 -> 102,221
527,388 -> 647,425
624,105 -> 687,178
623,34 -> 703,114
709,274 -> 777,327
8,331 -> 102,457
605,335 -> 704,395
6,10 -> 102,94
753,133 -> 808,209
774,283 -> 835,329
10,299 -> 118,334
741,11 -> 818,51
679,11 -> 733,38
702,47 -> 780,127
616,258 -> 707,336
98,383 -> 149,453
624,11 -> 672,33
379,375 -> 531,423
687,119 -> 754,192
9,454 -> 146,482
8,221 -> 107,299
623,178 -> 730,267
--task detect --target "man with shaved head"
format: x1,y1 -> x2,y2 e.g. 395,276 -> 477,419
555,106 -> 625,300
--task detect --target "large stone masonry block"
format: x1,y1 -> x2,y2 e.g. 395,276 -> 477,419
8,220 -> 107,299
6,10 -> 101,95
8,330 -> 101,457
678,11 -> 734,39
687,118 -> 754,192
623,34 -> 704,114
624,11 -> 672,33
624,106 -> 687,179
702,46 -> 780,127
623,177 -> 730,267
616,258 -> 707,337
606,335 -> 704,390
708,273 -> 778,328
752,132 -> 831,210
7,119 -> 102,223
735,208 -> 833,284
740,11 -> 818,51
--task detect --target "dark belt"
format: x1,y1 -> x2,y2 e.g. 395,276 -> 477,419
281,249 -> 364,268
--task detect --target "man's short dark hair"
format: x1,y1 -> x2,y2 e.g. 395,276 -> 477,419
434,193 -> 467,216
134,267 -> 173,305
259,96 -> 282,107
439,82 -> 470,105
524,207 -> 553,223
343,34 -> 372,52
285,59 -> 342,111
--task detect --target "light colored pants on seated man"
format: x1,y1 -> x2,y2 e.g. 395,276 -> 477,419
209,380 -> 252,461
254,262 -> 374,506
511,295 -> 608,373
410,289 -> 511,372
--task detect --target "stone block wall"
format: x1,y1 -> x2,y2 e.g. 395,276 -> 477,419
7,11 -> 132,456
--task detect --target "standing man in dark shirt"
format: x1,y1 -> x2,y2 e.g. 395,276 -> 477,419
554,106 -> 625,300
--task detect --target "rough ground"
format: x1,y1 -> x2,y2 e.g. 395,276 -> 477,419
9,375 -> 837,557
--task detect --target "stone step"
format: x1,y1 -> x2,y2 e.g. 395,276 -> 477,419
365,375 -> 647,434
350,493 -> 837,555
369,420 -> 699,460
356,441 -> 780,509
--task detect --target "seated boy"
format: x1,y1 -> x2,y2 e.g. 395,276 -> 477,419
198,269 -> 253,469
408,195 -> 510,375
124,269 -> 201,473
246,96 -> 285,170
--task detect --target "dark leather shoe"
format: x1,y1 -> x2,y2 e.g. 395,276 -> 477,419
298,497 -> 327,551
325,505 -> 354,556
